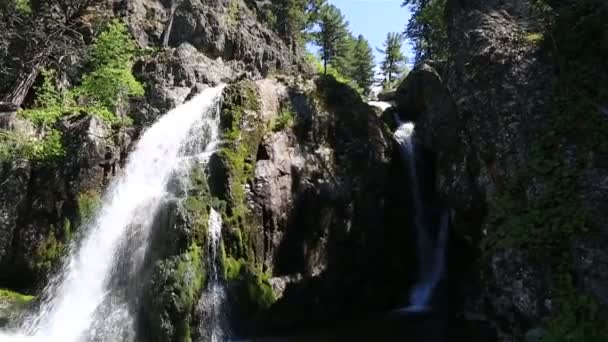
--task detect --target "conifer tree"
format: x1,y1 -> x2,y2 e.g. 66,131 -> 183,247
402,0 -> 448,62
378,32 -> 407,89
350,35 -> 375,94
313,4 -> 349,74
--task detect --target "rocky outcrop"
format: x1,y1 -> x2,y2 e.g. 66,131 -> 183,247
395,0 -> 608,340
0,115 -> 131,290
200,77 -> 419,336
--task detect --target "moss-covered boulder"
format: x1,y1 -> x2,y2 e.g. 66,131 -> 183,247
0,288 -> 34,328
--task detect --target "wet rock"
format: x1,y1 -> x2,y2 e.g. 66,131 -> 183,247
0,114 -> 131,290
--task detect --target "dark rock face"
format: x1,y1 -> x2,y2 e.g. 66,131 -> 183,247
125,0 -> 308,125
0,115 -> 131,290
395,0 -> 608,340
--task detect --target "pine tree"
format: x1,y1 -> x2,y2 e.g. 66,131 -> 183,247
313,4 -> 349,74
266,0 -> 326,50
350,35 -> 375,94
402,0 -> 448,62
378,32 -> 408,89
332,34 -> 356,77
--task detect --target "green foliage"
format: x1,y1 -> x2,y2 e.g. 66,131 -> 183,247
402,0 -> 448,62
13,0 -> 31,14
378,32 -> 408,90
33,230 -> 65,274
350,35 -> 376,94
2,20 -> 142,163
271,107 -> 295,132
89,20 -> 138,69
77,20 -> 144,113
76,65 -> 144,113
77,190 -> 101,223
223,255 -> 245,281
313,4 -> 350,74
264,0 -> 326,48
0,129 -> 65,163
306,53 -> 364,94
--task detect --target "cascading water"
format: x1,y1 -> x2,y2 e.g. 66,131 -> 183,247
203,208 -> 227,342
394,120 -> 449,312
0,85 -> 225,342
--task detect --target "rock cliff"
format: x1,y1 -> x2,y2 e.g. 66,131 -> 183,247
395,0 -> 608,340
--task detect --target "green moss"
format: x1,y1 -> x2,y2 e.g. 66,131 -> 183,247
0,289 -> 34,305
216,82 -> 264,263
526,32 -> 544,44
32,230 -> 65,274
270,107 -> 295,132
227,0 -> 242,25
77,190 -> 101,223
146,243 -> 206,342
223,255 -> 245,281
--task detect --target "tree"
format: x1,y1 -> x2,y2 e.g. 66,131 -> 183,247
0,0 -> 102,107
331,33 -> 356,77
402,0 -> 448,62
313,4 -> 349,74
378,32 -> 407,89
349,35 -> 375,94
265,0 -> 326,50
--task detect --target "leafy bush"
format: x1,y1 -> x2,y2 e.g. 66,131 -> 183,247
0,129 -> 64,163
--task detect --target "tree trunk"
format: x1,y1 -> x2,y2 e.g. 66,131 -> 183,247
2,63 -> 42,108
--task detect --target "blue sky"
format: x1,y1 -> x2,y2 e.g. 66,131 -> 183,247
309,0 -> 414,68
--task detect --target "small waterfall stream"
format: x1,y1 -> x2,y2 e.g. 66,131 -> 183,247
0,86 -> 226,342
394,121 -> 449,312
205,208 -> 227,342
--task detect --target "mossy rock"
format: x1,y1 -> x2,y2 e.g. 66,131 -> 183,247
0,289 -> 35,328
209,81 -> 266,266
142,244 -> 206,342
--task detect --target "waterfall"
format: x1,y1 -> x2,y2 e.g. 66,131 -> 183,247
394,121 -> 449,312
0,85 -> 225,342
207,208 -> 226,342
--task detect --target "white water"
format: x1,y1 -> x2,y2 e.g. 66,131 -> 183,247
394,121 -> 449,312
207,208 -> 226,342
368,101 -> 392,111
0,86 -> 225,342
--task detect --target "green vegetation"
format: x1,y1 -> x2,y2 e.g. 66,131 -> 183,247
152,244 -> 205,342
0,288 -> 34,304
271,107 -> 295,132
77,190 -> 101,223
526,32 -> 544,44
216,82 -> 263,264
378,32 -> 408,90
0,129 -> 64,163
33,230 -> 65,274
349,35 -> 376,94
313,4 -> 349,75
227,0 -> 242,25
13,0 -> 31,14
402,0 -> 448,62
262,0 -> 325,49
0,20 -> 142,164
